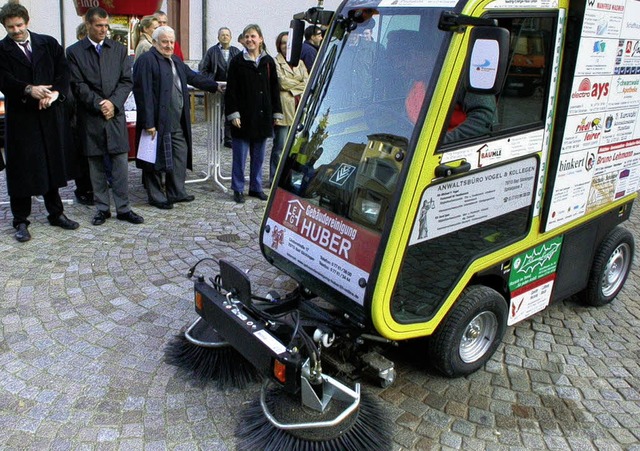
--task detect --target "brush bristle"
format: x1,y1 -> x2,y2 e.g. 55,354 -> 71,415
236,389 -> 392,451
164,333 -> 262,389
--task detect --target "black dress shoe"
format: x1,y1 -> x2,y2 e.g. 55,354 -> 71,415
117,210 -> 144,224
75,192 -> 95,206
49,214 -> 80,230
248,190 -> 268,201
149,200 -> 173,209
14,223 -> 31,242
233,191 -> 245,203
92,210 -> 111,226
168,195 -> 195,203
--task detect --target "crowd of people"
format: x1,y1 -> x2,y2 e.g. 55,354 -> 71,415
0,2 -> 321,242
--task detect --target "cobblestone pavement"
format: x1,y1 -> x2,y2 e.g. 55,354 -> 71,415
1,107 -> 639,450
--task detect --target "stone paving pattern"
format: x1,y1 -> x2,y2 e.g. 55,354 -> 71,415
1,107 -> 639,450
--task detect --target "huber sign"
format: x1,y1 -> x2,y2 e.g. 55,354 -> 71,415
74,0 -> 162,16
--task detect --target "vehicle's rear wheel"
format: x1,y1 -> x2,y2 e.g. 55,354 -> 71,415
582,227 -> 634,307
430,285 -> 507,377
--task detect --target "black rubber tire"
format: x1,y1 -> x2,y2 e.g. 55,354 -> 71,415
430,285 -> 507,377
582,227 -> 634,307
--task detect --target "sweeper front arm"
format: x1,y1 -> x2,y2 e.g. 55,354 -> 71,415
186,259 -> 394,450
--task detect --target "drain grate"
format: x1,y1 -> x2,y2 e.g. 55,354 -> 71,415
217,233 -> 240,243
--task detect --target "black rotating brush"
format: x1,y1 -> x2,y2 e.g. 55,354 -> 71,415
164,317 -> 262,389
236,387 -> 392,451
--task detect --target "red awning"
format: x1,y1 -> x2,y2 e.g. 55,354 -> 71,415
74,0 -> 163,16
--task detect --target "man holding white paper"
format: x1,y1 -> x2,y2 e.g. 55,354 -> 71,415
133,26 -> 221,209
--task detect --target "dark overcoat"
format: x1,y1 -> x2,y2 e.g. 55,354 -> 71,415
66,38 -> 132,157
0,32 -> 70,197
225,52 -> 282,140
132,47 -> 218,172
198,43 -> 241,81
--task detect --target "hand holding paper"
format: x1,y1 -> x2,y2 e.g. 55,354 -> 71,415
137,129 -> 157,164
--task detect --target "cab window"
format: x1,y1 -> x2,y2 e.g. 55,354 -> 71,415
441,15 -> 556,147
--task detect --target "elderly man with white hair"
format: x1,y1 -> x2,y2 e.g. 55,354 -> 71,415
133,26 -> 222,210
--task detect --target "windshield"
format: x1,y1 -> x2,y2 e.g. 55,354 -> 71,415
277,7 -> 448,233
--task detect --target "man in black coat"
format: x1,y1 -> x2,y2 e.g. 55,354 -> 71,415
67,6 -> 143,226
199,27 -> 241,82
0,3 -> 79,242
133,26 -> 220,209
198,27 -> 241,147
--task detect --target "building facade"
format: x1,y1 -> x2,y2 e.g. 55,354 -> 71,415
0,0 -> 341,65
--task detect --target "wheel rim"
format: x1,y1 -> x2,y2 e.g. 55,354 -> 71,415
601,242 -> 631,298
459,311 -> 498,363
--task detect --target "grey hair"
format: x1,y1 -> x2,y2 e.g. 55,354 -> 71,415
152,25 -> 175,41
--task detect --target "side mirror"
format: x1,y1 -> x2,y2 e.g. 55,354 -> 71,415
287,19 -> 305,67
465,26 -> 509,94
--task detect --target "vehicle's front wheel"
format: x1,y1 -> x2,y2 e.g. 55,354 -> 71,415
582,227 -> 634,307
430,285 -> 507,377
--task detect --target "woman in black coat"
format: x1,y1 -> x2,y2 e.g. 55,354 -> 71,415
225,24 -> 282,203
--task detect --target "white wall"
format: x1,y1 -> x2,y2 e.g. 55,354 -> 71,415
201,0 -> 342,61
0,0 -> 343,62
0,1 -> 87,48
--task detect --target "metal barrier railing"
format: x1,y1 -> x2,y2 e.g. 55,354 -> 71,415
186,91 -> 230,193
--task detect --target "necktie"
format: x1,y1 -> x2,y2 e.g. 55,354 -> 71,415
170,59 -> 182,91
96,44 -> 102,55
19,41 -> 31,62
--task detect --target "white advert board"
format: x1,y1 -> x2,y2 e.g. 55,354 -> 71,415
545,0 -> 640,231
410,157 -> 537,244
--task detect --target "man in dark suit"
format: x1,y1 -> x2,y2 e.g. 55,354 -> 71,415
66,6 -> 143,226
0,3 -> 79,242
133,26 -> 220,209
199,27 -> 240,147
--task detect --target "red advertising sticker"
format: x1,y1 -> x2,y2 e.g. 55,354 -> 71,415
264,189 -> 382,304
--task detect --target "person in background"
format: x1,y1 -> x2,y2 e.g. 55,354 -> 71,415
153,10 -> 183,60
133,26 -> 220,210
199,27 -> 240,81
300,25 -> 323,74
67,6 -> 144,226
133,15 -> 158,62
0,2 -> 79,242
70,22 -> 94,206
199,26 -> 241,148
272,31 -> 308,184
225,24 -> 282,203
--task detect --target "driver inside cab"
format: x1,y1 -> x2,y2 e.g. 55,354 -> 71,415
387,30 -> 497,144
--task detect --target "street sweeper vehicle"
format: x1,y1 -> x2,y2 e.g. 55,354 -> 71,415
166,0 -> 640,448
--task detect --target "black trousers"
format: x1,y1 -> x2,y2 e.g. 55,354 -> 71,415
10,188 -> 64,228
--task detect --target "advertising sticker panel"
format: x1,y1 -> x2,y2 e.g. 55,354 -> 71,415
410,157 -> 537,245
507,236 -> 562,325
264,189 -> 381,305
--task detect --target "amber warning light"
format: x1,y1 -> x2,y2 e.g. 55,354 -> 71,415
273,359 -> 286,383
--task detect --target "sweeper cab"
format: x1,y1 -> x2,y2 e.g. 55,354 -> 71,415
170,0 -> 640,448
